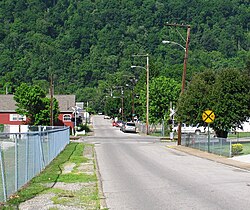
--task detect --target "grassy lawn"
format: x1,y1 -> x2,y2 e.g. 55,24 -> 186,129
1,142 -> 102,209
239,142 -> 250,155
228,132 -> 250,138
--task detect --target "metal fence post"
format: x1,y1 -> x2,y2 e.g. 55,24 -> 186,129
229,138 -> 232,157
14,134 -> 18,192
38,127 -> 45,170
0,145 -> 7,202
25,134 -> 29,182
162,119 -> 165,136
33,134 -> 36,176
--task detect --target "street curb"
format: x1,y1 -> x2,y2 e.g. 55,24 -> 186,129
169,145 -> 250,171
94,148 -> 108,209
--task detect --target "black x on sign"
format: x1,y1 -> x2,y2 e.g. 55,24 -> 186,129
202,110 -> 215,123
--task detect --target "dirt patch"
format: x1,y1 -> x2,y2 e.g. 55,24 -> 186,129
53,182 -> 96,191
78,163 -> 95,175
62,163 -> 76,174
83,145 -> 93,159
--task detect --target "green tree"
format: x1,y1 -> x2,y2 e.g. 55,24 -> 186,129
139,76 -> 181,124
211,68 -> 250,137
14,83 -> 59,125
177,68 -> 250,138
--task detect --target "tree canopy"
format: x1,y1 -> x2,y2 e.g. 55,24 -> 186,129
0,0 -> 249,130
177,68 -> 250,137
139,76 -> 181,124
14,83 -> 59,125
0,0 -> 249,98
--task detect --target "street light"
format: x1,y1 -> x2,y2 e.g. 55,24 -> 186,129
72,106 -> 82,136
112,86 -> 124,121
131,54 -> 149,135
162,26 -> 190,145
162,40 -> 186,52
126,77 -> 138,122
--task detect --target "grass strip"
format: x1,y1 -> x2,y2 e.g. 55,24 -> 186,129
1,142 -> 97,209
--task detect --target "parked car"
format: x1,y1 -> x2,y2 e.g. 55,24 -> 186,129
116,120 -> 124,127
112,121 -> 118,127
233,119 -> 250,132
120,122 -> 137,133
104,115 -> 111,119
173,123 -> 207,135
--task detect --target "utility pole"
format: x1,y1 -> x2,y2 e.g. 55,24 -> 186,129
50,74 -> 54,126
121,87 -> 124,121
113,86 -> 124,121
131,54 -> 149,135
165,23 -> 191,145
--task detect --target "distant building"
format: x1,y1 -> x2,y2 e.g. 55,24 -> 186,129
0,94 -> 75,128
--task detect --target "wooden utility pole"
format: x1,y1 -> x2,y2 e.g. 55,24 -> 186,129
50,74 -> 54,126
165,23 -> 191,145
131,54 -> 149,135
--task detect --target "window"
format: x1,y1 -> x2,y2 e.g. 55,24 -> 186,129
63,114 -> 71,121
10,114 -> 26,121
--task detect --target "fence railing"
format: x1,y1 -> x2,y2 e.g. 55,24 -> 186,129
181,133 -> 233,157
136,122 -> 163,134
181,132 -> 250,158
0,126 -> 70,202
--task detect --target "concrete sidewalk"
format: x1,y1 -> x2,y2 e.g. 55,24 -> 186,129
169,145 -> 250,171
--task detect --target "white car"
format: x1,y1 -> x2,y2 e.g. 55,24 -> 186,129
173,123 -> 207,135
234,119 -> 250,132
120,122 -> 137,133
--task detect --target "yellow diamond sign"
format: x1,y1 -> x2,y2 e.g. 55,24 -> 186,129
202,110 -> 215,123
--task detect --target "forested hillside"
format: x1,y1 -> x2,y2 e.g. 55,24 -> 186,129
0,0 -> 249,112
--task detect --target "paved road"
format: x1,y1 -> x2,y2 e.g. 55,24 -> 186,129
85,116 -> 250,210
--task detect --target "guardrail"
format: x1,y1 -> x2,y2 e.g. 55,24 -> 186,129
0,126 -> 70,202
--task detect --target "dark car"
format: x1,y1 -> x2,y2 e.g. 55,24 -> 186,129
116,120 -> 124,127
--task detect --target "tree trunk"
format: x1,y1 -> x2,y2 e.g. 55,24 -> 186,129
215,130 -> 228,138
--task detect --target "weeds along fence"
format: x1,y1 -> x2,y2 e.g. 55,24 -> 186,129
0,126 -> 70,202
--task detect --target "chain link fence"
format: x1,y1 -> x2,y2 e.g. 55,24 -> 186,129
0,126 -> 70,202
136,122 -> 163,135
181,133 -> 233,157
181,132 -> 250,158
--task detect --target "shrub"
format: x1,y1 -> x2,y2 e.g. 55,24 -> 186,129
77,123 -> 91,132
232,143 -> 243,156
0,124 -> 3,132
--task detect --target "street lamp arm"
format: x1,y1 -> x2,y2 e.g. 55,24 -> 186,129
131,65 -> 146,70
162,40 -> 186,52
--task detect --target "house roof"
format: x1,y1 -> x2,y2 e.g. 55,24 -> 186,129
0,95 -> 17,112
0,94 -> 75,113
54,95 -> 75,112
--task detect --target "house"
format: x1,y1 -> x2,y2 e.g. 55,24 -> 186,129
0,94 -> 75,128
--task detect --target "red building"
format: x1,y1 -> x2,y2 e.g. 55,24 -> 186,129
0,94 -> 75,128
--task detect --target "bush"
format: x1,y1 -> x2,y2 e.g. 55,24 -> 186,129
232,143 -> 243,156
0,124 -> 3,132
77,123 -> 91,132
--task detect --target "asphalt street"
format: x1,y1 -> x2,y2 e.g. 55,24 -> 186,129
85,116 -> 250,210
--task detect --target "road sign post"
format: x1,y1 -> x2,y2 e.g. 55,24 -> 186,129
202,110 -> 215,153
